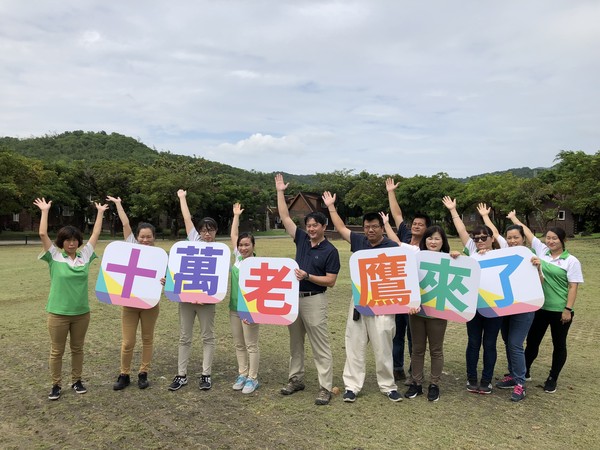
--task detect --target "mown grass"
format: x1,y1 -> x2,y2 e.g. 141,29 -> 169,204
0,237 -> 598,449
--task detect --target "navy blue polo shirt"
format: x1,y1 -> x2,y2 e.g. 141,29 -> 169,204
396,222 -> 412,244
294,228 -> 341,293
350,232 -> 399,252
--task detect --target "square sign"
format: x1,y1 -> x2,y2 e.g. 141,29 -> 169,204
416,251 -> 481,323
165,241 -> 231,304
472,246 -> 544,318
96,241 -> 168,309
237,257 -> 299,325
349,247 -> 421,316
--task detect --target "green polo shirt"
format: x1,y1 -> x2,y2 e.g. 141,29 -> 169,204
39,243 -> 97,315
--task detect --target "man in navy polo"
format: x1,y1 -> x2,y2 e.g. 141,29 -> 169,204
275,174 -> 341,406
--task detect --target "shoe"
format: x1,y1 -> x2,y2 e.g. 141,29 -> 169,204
495,375 -> 516,389
544,376 -> 557,393
48,385 -> 61,401
72,380 -> 87,394
113,374 -> 130,391
242,378 -> 259,394
478,382 -> 492,395
199,374 -> 212,390
232,374 -> 247,391
404,383 -> 423,399
138,372 -> 149,389
387,390 -> 402,402
168,375 -> 188,391
466,379 -> 479,393
280,377 -> 305,395
393,369 -> 406,381
315,388 -> 331,405
343,390 -> 356,403
525,371 -> 532,382
427,384 -> 440,402
511,384 -> 526,402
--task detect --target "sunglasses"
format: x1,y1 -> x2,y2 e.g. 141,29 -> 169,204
472,235 -> 489,242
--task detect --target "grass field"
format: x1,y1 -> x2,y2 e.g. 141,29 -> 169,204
0,236 -> 598,449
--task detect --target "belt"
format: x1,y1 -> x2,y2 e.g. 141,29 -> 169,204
299,291 -> 322,298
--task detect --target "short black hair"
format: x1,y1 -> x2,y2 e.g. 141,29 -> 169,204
362,212 -> 383,227
237,232 -> 255,247
471,225 -> 499,249
198,217 -> 218,232
304,212 -> 327,226
505,224 -> 525,239
419,225 -> 450,253
55,226 -> 83,249
136,222 -> 156,238
547,227 -> 567,250
413,213 -> 432,228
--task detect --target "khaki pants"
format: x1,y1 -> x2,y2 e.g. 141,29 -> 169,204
47,312 -> 90,386
177,302 -> 216,376
409,314 -> 447,385
288,293 -> 333,391
120,304 -> 160,374
229,311 -> 260,379
342,300 -> 397,394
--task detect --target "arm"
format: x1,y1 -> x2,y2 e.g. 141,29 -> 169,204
33,198 -> 53,251
106,196 -> 133,240
87,202 -> 109,248
506,210 -> 535,245
442,196 -> 470,246
562,283 -> 579,324
322,191 -> 351,242
386,178 -> 404,228
275,174 -> 297,238
177,189 -> 195,235
380,212 -> 402,245
231,203 -> 243,248
294,268 -> 338,288
477,203 -> 500,239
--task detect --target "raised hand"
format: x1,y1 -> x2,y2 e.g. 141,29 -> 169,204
506,210 -> 517,220
106,195 -> 122,204
322,191 -> 336,208
477,203 -> 491,217
442,196 -> 457,211
379,212 -> 390,224
275,173 -> 289,192
177,189 -> 187,198
385,177 -> 399,192
95,202 -> 109,213
33,197 -> 52,211
233,202 -> 244,216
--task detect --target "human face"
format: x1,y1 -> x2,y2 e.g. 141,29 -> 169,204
237,237 -> 254,259
305,218 -> 326,241
137,228 -> 155,246
506,229 -> 524,247
545,231 -> 563,253
425,232 -> 444,252
411,218 -> 427,238
472,233 -> 494,251
63,237 -> 79,257
199,227 -> 217,242
363,219 -> 384,244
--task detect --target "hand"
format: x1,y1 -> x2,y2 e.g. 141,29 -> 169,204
322,191 -> 336,208
449,250 -> 461,259
177,189 -> 187,198
275,173 -> 289,192
477,203 -> 490,217
106,196 -> 121,204
561,309 -> 572,324
33,197 -> 52,211
160,277 -> 166,286
506,210 -> 516,220
442,196 -> 457,211
408,306 -> 421,315
386,177 -> 399,192
95,202 -> 109,213
294,268 -> 309,282
233,202 -> 244,216
530,256 -> 541,267
379,212 -> 389,224
242,318 -> 251,325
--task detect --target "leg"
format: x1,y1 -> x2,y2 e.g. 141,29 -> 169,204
302,293 -> 333,391
138,304 -> 160,374
524,309 -> 551,374
408,314 -> 427,386
506,312 -> 534,385
465,312 -> 484,382
69,312 -> 91,383
500,317 -> 511,375
120,306 -> 140,375
480,316 -> 502,383
427,318 -> 447,386
342,301 -> 369,394
197,303 -> 216,376
242,319 -> 260,380
47,313 -> 70,387
230,310 -> 249,376
548,311 -> 573,380
369,313 -> 397,394
392,313 -> 408,373
288,304 -> 307,382
177,303 -> 197,376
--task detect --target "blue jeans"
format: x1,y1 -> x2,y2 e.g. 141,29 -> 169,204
393,314 -> 412,371
501,312 -> 534,385
466,312 -> 502,383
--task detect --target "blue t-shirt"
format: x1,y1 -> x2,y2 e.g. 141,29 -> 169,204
396,222 -> 412,244
350,232 -> 399,252
294,228 -> 341,293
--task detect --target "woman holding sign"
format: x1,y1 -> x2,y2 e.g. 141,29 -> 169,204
106,196 -> 160,391
507,211 -> 583,394
229,203 -> 260,394
34,197 -> 107,400
443,196 -> 508,395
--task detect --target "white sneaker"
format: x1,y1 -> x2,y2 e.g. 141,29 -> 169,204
242,378 -> 259,394
232,375 -> 247,390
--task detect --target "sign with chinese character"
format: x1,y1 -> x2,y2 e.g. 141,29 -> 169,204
165,241 -> 231,304
96,241 -> 168,309
237,257 -> 299,325
349,247 -> 421,316
472,247 -> 544,318
416,251 -> 481,323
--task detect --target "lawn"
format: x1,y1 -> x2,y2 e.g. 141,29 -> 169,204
0,236 -> 597,449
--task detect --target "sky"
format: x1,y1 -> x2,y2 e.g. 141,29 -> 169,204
1,1 -> 599,178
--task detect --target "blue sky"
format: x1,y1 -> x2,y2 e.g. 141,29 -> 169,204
1,1 -> 599,177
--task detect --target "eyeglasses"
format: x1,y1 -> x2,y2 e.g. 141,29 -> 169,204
472,235 -> 489,242
363,225 -> 381,230
200,229 -> 216,234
